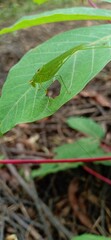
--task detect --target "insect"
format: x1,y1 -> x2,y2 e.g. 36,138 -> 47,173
29,44 -> 85,91
30,41 -> 111,92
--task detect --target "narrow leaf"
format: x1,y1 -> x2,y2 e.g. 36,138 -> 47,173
1,8 -> 111,35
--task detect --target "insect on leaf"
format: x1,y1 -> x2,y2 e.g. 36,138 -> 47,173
1,24 -> 111,134
29,44 -> 85,87
30,40 -> 111,89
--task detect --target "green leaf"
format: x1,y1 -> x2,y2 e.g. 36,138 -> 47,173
66,117 -> 105,139
1,7 -> 111,35
31,161 -> 82,178
0,130 -> 3,137
1,24 -> 111,133
101,0 -> 111,3
33,0 -> 49,4
54,137 -> 105,159
71,234 -> 111,240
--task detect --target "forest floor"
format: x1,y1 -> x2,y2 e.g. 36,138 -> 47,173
0,1 -> 111,240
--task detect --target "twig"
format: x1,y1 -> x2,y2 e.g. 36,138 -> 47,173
0,178 -> 17,204
40,200 -> 73,238
7,165 -> 46,240
15,214 -> 44,230
10,212 -> 43,240
31,181 -> 53,240
0,218 -> 4,240
7,165 -> 73,239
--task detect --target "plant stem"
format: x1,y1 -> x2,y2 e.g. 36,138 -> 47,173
88,0 -> 98,8
83,165 -> 111,185
0,156 -> 111,164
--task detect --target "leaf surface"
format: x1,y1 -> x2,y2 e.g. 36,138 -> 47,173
66,117 -> 105,139
31,161 -> 83,178
33,0 -> 49,4
101,0 -> 111,2
54,138 -> 105,159
1,25 -> 111,133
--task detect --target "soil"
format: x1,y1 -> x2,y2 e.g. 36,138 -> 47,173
0,15 -> 111,240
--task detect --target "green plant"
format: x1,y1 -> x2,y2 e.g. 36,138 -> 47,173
55,116 -> 111,162
0,4 -> 111,134
1,1 -> 111,239
31,117 -> 111,178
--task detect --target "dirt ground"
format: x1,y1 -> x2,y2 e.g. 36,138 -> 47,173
0,9 -> 111,240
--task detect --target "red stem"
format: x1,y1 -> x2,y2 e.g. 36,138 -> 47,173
88,0 -> 98,8
1,157 -> 111,185
0,156 -> 111,164
83,165 -> 111,185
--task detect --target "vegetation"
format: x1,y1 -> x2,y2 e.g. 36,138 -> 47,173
0,0 -> 111,239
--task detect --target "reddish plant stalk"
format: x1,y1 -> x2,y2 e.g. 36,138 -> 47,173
83,165 -> 111,185
0,156 -> 111,164
88,0 -> 98,8
1,157 -> 111,185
